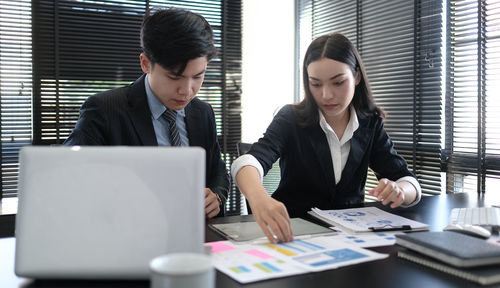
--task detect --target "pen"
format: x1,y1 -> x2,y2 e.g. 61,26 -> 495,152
368,225 -> 412,232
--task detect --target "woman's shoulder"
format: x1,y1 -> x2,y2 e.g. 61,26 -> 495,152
264,104 -> 303,132
270,104 -> 299,122
357,111 -> 384,128
275,104 -> 295,115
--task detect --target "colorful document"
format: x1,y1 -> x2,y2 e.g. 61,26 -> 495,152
205,236 -> 387,283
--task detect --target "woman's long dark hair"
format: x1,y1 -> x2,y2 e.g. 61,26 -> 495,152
295,32 -> 384,126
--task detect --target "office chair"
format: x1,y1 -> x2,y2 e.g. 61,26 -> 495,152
236,142 -> 281,214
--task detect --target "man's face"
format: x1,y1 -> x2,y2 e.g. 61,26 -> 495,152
140,54 -> 207,110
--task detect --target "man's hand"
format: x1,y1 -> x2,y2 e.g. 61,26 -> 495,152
368,178 -> 405,208
205,188 -> 221,218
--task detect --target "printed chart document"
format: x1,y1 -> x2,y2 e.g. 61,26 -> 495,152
205,236 -> 387,284
324,226 -> 401,248
308,206 -> 429,233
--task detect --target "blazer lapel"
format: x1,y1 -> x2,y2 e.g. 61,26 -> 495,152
305,124 -> 335,188
184,101 -> 203,147
337,116 -> 372,189
126,74 -> 158,146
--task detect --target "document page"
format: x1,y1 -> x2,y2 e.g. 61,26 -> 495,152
309,206 -> 429,233
205,236 -> 387,284
323,226 -> 401,247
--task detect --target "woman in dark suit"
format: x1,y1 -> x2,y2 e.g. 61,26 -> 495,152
231,33 -> 421,243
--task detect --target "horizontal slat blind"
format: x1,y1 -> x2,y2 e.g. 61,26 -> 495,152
33,0 -> 145,144
413,0 -> 443,194
297,0 -> 313,104
0,0 -> 32,198
360,0 -> 417,196
312,0 -> 356,40
446,0 -> 500,194
299,0 -> 443,197
485,1 -> 500,182
220,0 -> 243,215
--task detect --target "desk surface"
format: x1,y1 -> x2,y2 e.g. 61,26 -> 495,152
2,193 -> 500,288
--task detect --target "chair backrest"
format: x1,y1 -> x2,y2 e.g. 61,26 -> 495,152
237,142 -> 252,156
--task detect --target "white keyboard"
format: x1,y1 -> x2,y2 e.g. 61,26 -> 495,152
449,207 -> 500,227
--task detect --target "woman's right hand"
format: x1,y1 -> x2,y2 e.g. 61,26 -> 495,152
234,165 -> 294,243
248,195 -> 294,243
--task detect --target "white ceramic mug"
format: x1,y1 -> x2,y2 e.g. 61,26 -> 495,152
150,253 -> 214,288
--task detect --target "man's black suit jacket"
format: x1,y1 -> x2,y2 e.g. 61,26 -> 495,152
64,75 -> 229,216
248,105 -> 415,218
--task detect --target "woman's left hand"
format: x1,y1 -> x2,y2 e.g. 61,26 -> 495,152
368,178 -> 405,208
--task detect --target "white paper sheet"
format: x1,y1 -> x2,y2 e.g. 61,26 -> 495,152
310,206 -> 429,233
205,236 -> 387,284
317,225 -> 402,247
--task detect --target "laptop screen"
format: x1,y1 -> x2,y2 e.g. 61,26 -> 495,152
15,146 -> 205,279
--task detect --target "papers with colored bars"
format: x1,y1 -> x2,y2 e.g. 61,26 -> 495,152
308,206 -> 429,233
205,235 -> 387,284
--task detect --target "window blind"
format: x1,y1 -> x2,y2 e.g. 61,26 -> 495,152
298,0 -> 443,197
446,0 -> 500,194
24,0 -> 243,215
220,0 -> 243,214
0,0 -> 32,199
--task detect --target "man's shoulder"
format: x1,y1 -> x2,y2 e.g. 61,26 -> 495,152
189,97 -> 212,109
89,85 -> 129,103
186,98 -> 215,116
86,76 -> 143,105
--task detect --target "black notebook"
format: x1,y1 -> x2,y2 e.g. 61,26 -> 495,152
398,249 -> 500,286
396,231 -> 500,267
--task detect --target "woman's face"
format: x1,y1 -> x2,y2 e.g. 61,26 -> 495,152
307,58 -> 360,122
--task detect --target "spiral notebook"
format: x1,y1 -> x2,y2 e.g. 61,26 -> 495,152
396,231 -> 500,267
398,249 -> 500,285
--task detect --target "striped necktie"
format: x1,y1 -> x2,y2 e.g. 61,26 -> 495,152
162,109 -> 181,146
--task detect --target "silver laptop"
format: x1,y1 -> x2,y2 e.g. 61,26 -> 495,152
15,146 -> 205,279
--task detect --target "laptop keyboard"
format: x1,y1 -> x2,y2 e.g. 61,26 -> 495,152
449,207 -> 500,227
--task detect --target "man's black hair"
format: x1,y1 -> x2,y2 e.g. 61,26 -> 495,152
141,8 -> 217,75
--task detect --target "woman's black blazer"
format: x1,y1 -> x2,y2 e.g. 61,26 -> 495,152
247,105 -> 415,217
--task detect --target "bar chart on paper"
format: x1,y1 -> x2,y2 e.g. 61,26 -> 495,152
205,236 -> 387,283
204,241 -> 304,283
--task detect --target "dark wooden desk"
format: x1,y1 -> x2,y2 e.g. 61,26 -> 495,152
2,193 -> 499,288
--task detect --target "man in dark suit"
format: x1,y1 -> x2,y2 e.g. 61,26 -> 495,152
64,8 -> 229,218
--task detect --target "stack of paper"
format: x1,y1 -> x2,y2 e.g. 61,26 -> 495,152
205,236 -> 388,284
308,207 -> 429,233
